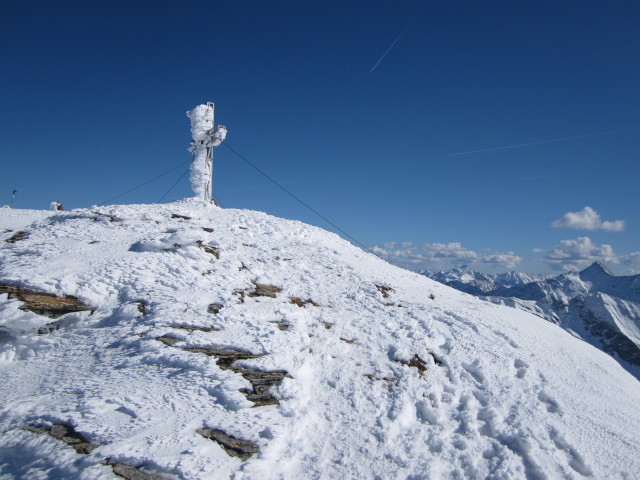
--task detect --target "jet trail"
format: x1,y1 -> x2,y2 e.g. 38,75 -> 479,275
445,128 -> 635,157
369,25 -> 410,74
369,9 -> 422,74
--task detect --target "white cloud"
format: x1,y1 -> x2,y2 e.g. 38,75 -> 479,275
551,206 -> 625,232
618,253 -> 640,275
544,237 -> 616,271
543,236 -> 640,273
371,242 -> 521,271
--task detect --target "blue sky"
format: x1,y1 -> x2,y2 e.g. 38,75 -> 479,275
1,0 -> 639,274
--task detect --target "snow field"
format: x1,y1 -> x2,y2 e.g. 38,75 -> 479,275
1,200 -> 640,479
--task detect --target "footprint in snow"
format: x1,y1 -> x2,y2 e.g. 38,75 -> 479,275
492,329 -> 520,349
548,427 -> 592,476
537,390 -> 562,414
461,361 -> 485,385
513,358 -> 528,379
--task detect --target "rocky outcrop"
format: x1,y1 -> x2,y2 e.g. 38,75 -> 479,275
157,336 -> 289,406
103,460 -> 171,480
196,428 -> 259,460
0,285 -> 94,318
24,424 -> 98,454
5,231 -> 28,243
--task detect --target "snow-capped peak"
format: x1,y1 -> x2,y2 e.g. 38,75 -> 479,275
579,261 -> 614,281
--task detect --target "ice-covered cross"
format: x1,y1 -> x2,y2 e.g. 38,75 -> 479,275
187,102 -> 227,203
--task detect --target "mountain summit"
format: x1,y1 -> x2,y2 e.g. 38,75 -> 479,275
1,202 -> 640,479
579,261 -> 614,281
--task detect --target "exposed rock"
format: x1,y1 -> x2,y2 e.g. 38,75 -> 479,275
364,374 -> 396,383
102,459 -> 170,480
322,322 -> 334,329
156,338 -> 288,406
375,284 -> 394,299
270,321 -> 290,331
231,282 -> 285,301
91,212 -> 122,223
23,425 -> 49,435
172,325 -> 220,333
289,297 -> 318,307
238,368 -> 289,406
24,423 -> 98,454
406,354 -> 427,376
428,351 -> 443,366
171,213 -> 191,220
248,282 -> 281,298
207,303 -> 223,314
233,289 -> 246,303
111,464 -> 168,480
196,428 -> 259,461
0,284 -> 94,318
136,301 -> 148,315
183,347 -> 263,369
202,227 -> 214,233
49,424 -> 98,454
156,335 -> 181,346
196,240 -> 220,259
37,321 -> 60,335
340,338 -> 355,344
5,231 -> 28,243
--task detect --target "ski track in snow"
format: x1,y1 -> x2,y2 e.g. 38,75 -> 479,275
1,202 -> 639,479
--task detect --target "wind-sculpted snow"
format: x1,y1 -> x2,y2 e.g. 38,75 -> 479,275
1,200 -> 640,479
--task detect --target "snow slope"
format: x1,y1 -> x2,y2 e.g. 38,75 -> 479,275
425,265 -> 640,380
1,200 -> 640,479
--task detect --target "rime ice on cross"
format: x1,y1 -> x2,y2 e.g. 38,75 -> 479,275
187,102 -> 227,203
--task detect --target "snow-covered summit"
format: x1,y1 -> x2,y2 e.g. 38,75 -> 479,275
577,261 -> 640,304
1,202 -> 640,479
579,261 -> 614,281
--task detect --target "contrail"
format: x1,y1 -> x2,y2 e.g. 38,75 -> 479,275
369,26 -> 410,74
445,128 -> 637,157
369,11 -> 422,74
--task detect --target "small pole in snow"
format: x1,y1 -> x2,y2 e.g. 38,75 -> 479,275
11,190 -> 17,207
186,102 -> 227,204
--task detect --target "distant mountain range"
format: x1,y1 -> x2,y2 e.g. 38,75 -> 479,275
423,262 -> 640,379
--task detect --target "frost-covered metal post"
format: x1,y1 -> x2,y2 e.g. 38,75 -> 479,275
187,102 -> 227,203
